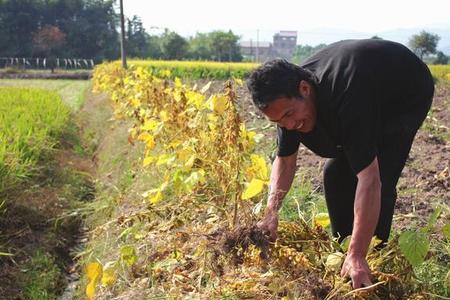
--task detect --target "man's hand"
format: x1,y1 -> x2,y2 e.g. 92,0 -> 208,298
340,253 -> 372,289
257,208 -> 279,242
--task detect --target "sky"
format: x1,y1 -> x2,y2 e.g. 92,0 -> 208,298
121,0 -> 450,48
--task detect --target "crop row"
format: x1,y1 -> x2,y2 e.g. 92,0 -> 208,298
0,87 -> 69,193
115,60 -> 450,81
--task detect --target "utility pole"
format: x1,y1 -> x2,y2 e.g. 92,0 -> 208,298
256,29 -> 259,63
119,0 -> 127,69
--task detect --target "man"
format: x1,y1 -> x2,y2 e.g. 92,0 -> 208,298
246,39 -> 434,289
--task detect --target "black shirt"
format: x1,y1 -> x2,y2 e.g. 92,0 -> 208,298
277,39 -> 434,174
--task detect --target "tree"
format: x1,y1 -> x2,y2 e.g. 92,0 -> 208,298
408,30 -> 440,60
0,0 -> 41,57
63,0 -> 119,61
208,30 -> 241,62
433,51 -> 449,65
188,33 -> 212,60
126,16 -> 149,58
32,25 -> 66,55
0,0 -> 120,62
32,25 -> 66,72
160,30 -> 188,60
146,35 -> 163,59
292,44 -> 327,64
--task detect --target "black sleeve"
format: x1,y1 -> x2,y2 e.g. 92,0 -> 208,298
277,126 -> 302,157
338,88 -> 380,175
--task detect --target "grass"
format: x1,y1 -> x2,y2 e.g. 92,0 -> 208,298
0,79 -> 94,299
279,171 -> 328,224
0,79 -> 90,111
20,250 -> 63,300
0,87 -> 70,193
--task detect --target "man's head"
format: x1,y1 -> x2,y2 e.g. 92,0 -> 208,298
246,59 -> 318,133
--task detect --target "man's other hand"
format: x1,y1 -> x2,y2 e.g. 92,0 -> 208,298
340,253 -> 373,289
257,208 -> 279,242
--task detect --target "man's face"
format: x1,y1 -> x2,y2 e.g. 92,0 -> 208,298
261,80 -> 317,133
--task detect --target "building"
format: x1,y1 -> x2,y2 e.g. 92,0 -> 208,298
239,41 -> 272,61
273,31 -> 298,59
239,31 -> 298,62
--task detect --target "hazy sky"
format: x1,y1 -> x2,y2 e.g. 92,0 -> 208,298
122,0 -> 450,44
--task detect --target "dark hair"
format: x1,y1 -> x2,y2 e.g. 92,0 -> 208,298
246,59 -> 316,110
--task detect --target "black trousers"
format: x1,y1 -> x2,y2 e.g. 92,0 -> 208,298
323,86 -> 434,243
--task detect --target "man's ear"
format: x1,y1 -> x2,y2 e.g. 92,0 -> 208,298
298,80 -> 310,98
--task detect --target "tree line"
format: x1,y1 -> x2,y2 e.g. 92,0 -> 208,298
0,0 -> 242,63
0,0 -> 119,61
0,0 -> 447,64
126,17 -> 242,61
291,32 -> 448,65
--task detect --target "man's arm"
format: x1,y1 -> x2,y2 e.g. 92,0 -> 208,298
341,156 -> 381,289
257,151 -> 298,241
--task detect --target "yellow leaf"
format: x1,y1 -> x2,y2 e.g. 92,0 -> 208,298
86,262 -> 102,281
149,191 -> 163,204
186,90 -> 205,109
242,178 -> 266,200
183,169 -> 206,191
233,78 -> 243,86
101,262 -> 116,286
174,77 -> 182,88
120,245 -> 138,266
160,110 -> 169,122
143,155 -> 154,167
156,154 -> 175,166
86,262 -> 102,300
207,113 -> 218,130
184,155 -> 196,169
174,91 -> 183,102
141,119 -> 159,131
137,132 -> 156,149
314,213 -> 330,228
86,281 -> 96,300
369,236 -> 383,250
207,95 -> 228,114
250,154 -> 268,180
130,98 -> 141,107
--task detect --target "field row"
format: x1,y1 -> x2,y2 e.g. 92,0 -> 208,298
0,87 -> 69,193
114,60 -> 450,81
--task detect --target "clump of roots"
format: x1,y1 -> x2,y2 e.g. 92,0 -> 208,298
220,225 -> 270,264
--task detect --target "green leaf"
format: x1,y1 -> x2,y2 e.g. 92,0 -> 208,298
443,222 -> 450,240
120,245 -> 138,267
399,231 -> 429,266
340,235 -> 351,253
423,206 -> 442,233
